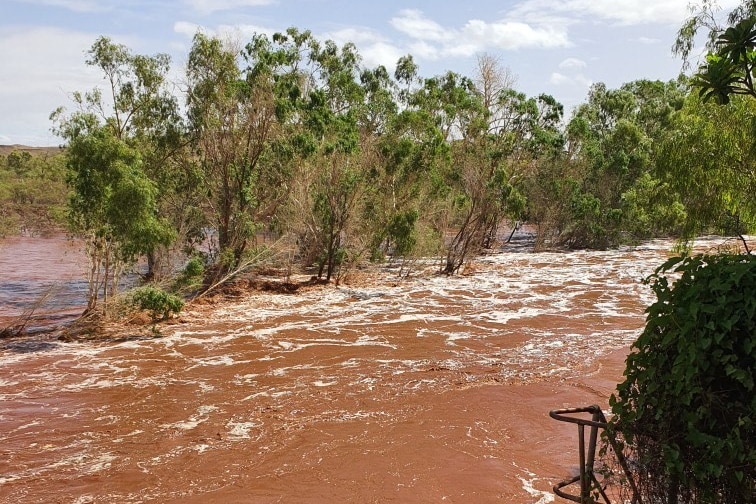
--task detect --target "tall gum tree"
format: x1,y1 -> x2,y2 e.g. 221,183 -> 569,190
663,14 -> 756,247
52,36 -> 176,309
186,33 -> 285,270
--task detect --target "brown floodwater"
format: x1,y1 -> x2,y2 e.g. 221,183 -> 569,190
0,236 -> 744,503
0,234 -> 87,333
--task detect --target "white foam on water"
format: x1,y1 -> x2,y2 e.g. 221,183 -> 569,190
198,381 -> 215,393
186,355 -> 249,370
163,405 -> 218,431
515,464 -> 556,504
193,443 -> 211,453
232,373 -> 260,385
226,420 -> 260,440
10,419 -> 42,433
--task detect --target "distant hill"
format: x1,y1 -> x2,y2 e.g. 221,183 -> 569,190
0,145 -> 64,157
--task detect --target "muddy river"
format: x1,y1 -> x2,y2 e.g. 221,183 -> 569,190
0,236 -> 740,503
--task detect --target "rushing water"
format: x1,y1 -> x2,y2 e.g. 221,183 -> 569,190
0,235 -> 744,503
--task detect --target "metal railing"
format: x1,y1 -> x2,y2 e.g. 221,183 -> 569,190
549,405 -> 640,504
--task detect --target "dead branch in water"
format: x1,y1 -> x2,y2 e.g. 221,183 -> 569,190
195,237 -> 292,301
0,283 -> 59,338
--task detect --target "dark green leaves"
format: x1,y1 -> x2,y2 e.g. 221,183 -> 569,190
611,253 -> 756,502
694,16 -> 756,104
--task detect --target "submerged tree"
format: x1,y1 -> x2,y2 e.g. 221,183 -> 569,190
52,36 -> 176,310
529,79 -> 686,249
186,33 -> 284,270
53,115 -> 172,310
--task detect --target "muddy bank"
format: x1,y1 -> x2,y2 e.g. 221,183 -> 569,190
1,241 -> 685,503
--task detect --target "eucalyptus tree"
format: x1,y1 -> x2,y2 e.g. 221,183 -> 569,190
52,36 -> 177,309
658,94 -> 756,246
405,71 -> 489,274
186,32 -> 288,270
411,58 -> 564,273
476,56 -> 564,248
356,60 -> 447,266
242,29 -> 370,282
533,79 -> 686,249
298,37 -> 366,281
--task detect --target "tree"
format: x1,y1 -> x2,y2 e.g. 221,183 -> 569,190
531,80 -> 686,249
53,114 -> 172,310
52,36 -> 178,309
658,93 -> 756,245
186,32 -> 286,271
601,12 -> 756,502
359,61 -> 442,268
692,15 -> 756,104
674,0 -> 756,69
294,37 -> 365,282
663,15 -> 756,248
409,71 -> 487,274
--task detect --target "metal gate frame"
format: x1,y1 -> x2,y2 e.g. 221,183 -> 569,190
549,405 -> 641,504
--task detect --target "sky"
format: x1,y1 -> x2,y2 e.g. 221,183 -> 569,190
0,0 -> 740,146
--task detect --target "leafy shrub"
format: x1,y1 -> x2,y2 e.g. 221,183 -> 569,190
609,254 -> 756,503
173,256 -> 206,293
130,285 -> 184,321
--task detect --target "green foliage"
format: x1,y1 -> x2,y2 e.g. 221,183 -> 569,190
172,256 -> 206,293
657,93 -> 756,240
693,16 -> 756,104
0,150 -> 68,236
47,29 -> 732,295
386,209 -> 419,257
129,285 -> 184,321
530,79 -> 688,249
610,254 -> 756,502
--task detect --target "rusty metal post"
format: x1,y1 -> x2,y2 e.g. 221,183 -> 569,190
549,405 -> 641,504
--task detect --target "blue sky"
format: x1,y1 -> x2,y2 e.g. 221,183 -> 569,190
0,0 -> 739,146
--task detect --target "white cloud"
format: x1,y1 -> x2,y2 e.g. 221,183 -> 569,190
550,71 -> 591,89
173,21 -> 273,43
359,42 -> 405,71
174,21 -> 204,38
508,0 -> 742,26
407,40 -> 441,61
559,57 -> 586,70
184,0 -> 275,15
324,27 -> 384,46
462,19 -> 569,50
0,26 -> 102,145
391,9 -> 453,43
323,28 -> 405,70
637,36 -> 660,45
388,9 -> 570,61
550,72 -> 570,85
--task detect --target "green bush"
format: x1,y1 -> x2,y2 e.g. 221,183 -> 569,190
173,256 -> 205,292
609,254 -> 756,503
130,285 -> 184,321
